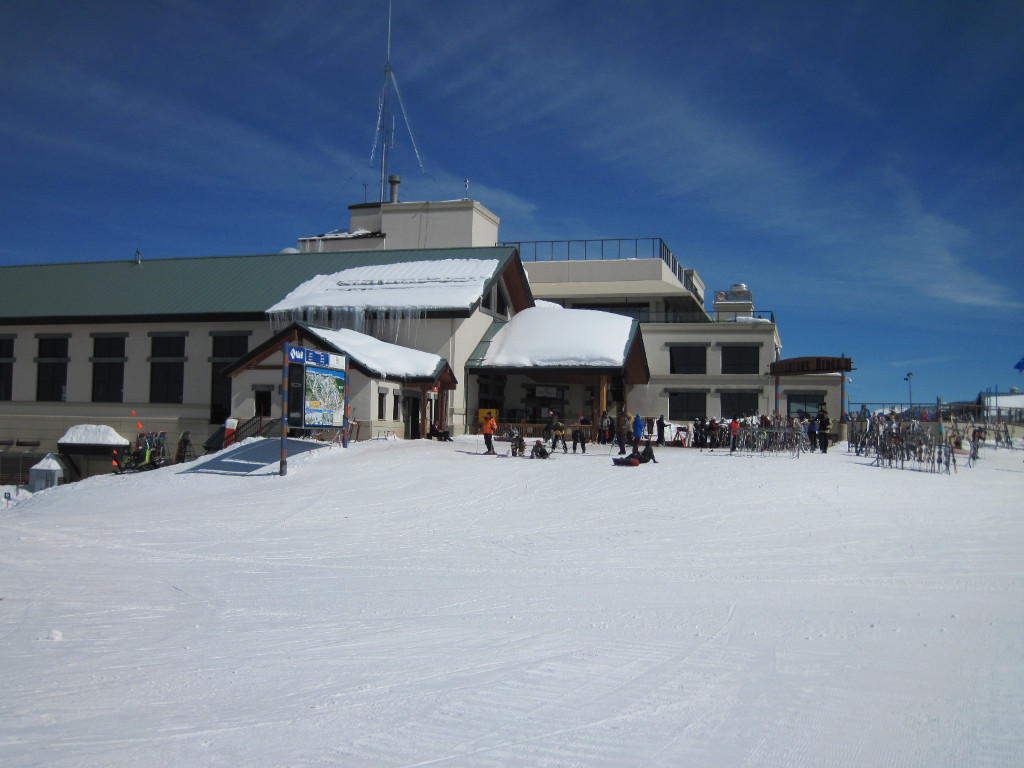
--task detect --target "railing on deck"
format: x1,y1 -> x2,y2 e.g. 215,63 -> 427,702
502,238 -> 701,297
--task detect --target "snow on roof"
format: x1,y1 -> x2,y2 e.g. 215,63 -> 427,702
267,259 -> 499,314
482,306 -> 633,368
310,228 -> 375,239
31,454 -> 65,472
57,424 -> 130,446
305,326 -> 444,379
729,316 -> 772,323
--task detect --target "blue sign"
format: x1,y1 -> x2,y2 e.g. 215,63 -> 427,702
4,492 -> 10,501
287,345 -> 336,368
304,349 -> 331,367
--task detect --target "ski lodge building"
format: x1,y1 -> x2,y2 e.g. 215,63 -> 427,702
0,185 -> 845,475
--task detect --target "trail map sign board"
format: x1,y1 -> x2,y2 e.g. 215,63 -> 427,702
281,344 -> 349,475
303,365 -> 347,427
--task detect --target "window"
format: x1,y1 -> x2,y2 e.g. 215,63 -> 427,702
378,390 -> 387,420
669,346 -> 706,374
36,336 -> 69,402
669,391 -> 705,421
392,391 -> 401,421
209,334 -> 248,424
481,281 -> 512,319
721,345 -> 760,374
720,392 -> 759,419
787,395 -> 825,421
0,336 -> 13,401
150,334 -> 186,404
91,335 -> 126,403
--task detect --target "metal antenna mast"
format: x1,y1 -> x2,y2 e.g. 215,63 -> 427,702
370,0 -> 425,203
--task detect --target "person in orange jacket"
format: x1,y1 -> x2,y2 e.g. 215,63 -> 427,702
482,412 -> 498,455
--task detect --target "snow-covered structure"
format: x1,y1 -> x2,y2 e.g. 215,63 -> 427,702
0,189 -> 843,473
28,453 -> 66,491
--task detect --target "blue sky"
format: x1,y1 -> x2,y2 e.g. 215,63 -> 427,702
2,0 -> 1022,406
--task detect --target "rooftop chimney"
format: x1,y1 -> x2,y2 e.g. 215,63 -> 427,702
388,174 -> 401,204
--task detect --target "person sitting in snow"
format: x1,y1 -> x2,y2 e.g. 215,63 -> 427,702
505,425 -> 526,456
530,439 -> 550,459
429,421 -> 452,441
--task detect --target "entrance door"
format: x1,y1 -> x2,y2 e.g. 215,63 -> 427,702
255,390 -> 272,418
404,394 -> 421,439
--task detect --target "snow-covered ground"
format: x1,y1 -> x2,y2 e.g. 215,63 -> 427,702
2,436 -> 1022,767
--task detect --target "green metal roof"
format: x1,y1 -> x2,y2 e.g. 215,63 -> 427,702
0,247 -> 519,322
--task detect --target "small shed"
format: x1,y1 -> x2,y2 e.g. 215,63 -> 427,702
57,424 -> 131,482
29,453 -> 67,492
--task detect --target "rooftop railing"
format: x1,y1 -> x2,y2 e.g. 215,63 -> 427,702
502,238 -> 701,296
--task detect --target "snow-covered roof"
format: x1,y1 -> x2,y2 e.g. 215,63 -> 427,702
306,228 -> 375,240
57,425 -> 130,446
31,454 -> 66,472
267,259 -> 499,315
480,306 -> 635,368
304,325 -> 445,379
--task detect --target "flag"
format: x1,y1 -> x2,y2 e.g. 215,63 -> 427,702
1015,356 -> 1024,375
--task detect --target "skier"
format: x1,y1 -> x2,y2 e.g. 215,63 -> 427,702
481,412 -> 498,455
550,414 -> 568,453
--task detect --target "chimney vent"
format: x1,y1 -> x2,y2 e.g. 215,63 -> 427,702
388,175 -> 401,203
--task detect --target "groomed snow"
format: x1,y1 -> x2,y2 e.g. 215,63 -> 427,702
482,305 -> 634,367
1,438 -> 1022,766
266,258 -> 500,313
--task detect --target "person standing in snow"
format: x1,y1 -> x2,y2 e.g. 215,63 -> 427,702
632,412 -> 644,452
806,417 -> 818,452
707,418 -> 719,450
550,414 -> 568,453
482,412 -> 498,455
598,410 -> 611,445
817,409 -> 831,453
616,409 -> 628,455
656,415 -> 666,446
572,415 -> 590,453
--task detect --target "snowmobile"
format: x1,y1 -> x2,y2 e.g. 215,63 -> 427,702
112,431 -> 167,473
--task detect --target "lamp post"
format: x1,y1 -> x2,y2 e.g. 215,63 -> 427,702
904,372 -> 914,415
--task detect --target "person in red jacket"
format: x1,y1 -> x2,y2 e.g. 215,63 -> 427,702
729,417 -> 740,453
482,412 -> 498,455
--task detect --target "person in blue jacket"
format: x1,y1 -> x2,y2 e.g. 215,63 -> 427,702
632,412 -> 645,452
